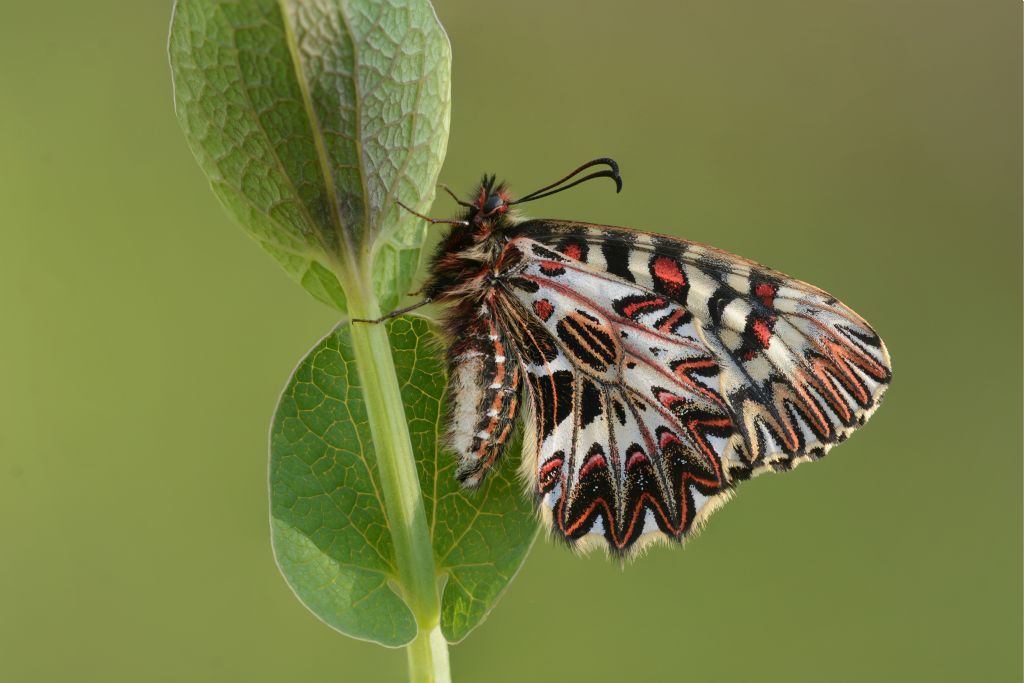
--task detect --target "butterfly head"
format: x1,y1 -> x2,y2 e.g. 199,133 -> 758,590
481,193 -> 506,214
458,158 -> 623,236
465,174 -> 512,235
425,159 -> 624,258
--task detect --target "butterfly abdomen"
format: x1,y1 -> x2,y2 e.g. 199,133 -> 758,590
444,302 -> 523,488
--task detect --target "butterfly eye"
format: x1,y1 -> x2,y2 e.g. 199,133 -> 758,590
482,194 -> 505,214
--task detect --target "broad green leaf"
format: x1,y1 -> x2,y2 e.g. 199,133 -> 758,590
169,0 -> 451,312
270,317 -> 538,646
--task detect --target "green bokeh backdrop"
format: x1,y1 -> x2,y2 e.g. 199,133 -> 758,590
2,2 -> 1020,681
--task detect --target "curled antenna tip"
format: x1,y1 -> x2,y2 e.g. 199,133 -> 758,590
603,157 -> 623,193
510,157 -> 626,206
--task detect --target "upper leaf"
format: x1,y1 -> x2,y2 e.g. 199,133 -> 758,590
169,0 -> 451,312
270,317 -> 538,646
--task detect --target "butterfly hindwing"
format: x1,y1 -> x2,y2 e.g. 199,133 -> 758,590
493,220 -> 891,553
494,239 -> 732,552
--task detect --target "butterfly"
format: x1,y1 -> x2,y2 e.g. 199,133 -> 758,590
365,158 -> 892,556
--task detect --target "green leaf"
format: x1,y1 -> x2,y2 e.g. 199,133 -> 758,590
270,317 -> 538,646
169,0 -> 451,312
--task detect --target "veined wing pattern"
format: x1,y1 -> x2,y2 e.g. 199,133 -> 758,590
488,220 -> 891,554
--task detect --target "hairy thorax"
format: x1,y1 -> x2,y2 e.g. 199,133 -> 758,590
424,218 -> 517,304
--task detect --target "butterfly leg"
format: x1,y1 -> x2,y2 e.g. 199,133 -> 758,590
351,298 -> 432,324
446,314 -> 522,488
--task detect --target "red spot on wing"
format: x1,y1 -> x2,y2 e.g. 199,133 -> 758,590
533,298 -> 555,321
579,454 -> 607,479
658,430 -> 683,450
656,308 -> 688,333
541,458 -> 563,478
539,455 -> 564,492
752,318 -> 773,348
626,450 -> 648,470
623,297 -> 667,318
539,261 -> 566,277
653,256 -> 687,298
755,282 -> 776,309
656,389 -> 683,410
562,242 -> 583,260
673,358 -> 717,375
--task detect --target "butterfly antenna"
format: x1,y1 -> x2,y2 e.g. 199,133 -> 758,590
396,200 -> 469,227
509,157 -> 623,206
439,183 -> 474,209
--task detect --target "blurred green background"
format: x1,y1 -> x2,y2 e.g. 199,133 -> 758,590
2,1 -> 1020,681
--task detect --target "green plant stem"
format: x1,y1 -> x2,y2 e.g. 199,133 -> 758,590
406,623 -> 451,683
345,277 -> 450,683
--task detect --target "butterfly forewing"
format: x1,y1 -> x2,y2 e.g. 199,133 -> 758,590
489,219 -> 891,552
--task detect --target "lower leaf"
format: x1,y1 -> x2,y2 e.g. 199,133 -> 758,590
269,317 -> 537,646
